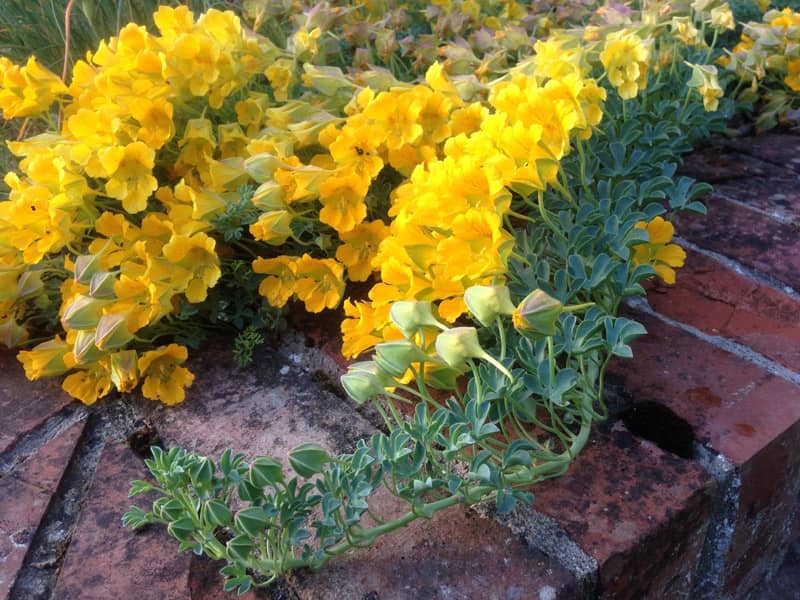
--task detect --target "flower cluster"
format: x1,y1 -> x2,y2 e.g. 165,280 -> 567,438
0,0 -> 746,406
724,6 -> 800,128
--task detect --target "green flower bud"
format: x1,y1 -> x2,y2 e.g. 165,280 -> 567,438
110,349 -> 138,393
73,329 -> 107,364
0,318 -> 26,348
17,270 -> 44,298
88,271 -> 117,299
389,301 -> 446,338
463,285 -> 516,327
435,327 -> 512,380
94,313 -> 135,351
340,361 -> 393,404
512,290 -> 563,337
62,295 -> 110,330
244,153 -> 285,183
374,340 -> 432,378
74,253 -> 103,285
424,364 -> 464,390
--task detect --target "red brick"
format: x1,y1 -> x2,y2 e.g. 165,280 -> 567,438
292,495 -> 579,600
674,193 -> 800,292
0,349 -> 75,455
646,250 -> 800,372
723,420 -> 800,595
0,419 -> 85,597
610,310 -> 800,595
140,340 -> 374,461
678,144 -> 770,182
138,342 -> 579,599
54,442 -> 192,600
532,422 -> 715,599
726,133 -> 800,173
713,175 -> 800,222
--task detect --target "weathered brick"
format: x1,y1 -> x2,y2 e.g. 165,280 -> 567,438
675,191 -> 800,291
713,174 -> 800,223
138,341 -> 579,599
53,442 -> 192,600
0,349 -> 75,456
610,310 -> 800,596
0,418 -> 85,598
531,421 -> 715,599
726,133 -> 800,173
678,143 -> 770,182
292,498 -> 579,600
645,250 -> 800,372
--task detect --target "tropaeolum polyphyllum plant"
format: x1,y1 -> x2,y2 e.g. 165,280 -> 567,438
118,2 -> 747,593
3,0 -> 791,595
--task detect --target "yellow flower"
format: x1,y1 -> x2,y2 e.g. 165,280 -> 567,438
362,90 -> 424,151
292,255 -> 345,313
340,300 -> 400,358
101,142 -> 158,213
161,232 -> 221,303
62,361 -> 112,405
130,97 -> 175,149
250,210 -> 293,245
252,255 -> 297,307
336,220 -> 390,281
17,336 -> 71,380
632,217 -> 686,284
785,59 -> 800,91
235,92 -> 270,134
265,59 -> 295,102
138,344 -> 194,405
324,123 -> 385,179
686,63 -> 724,112
318,170 -> 369,233
0,56 -> 67,119
600,30 -> 652,100
710,4 -> 736,31
291,27 -> 321,60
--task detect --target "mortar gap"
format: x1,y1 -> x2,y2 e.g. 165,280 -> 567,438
619,401 -> 696,459
8,411 -> 106,599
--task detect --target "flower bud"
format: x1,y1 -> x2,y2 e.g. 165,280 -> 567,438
389,301 -> 445,338
251,181 -> 288,211
341,363 -> 387,404
249,210 -> 293,246
18,337 -> 71,379
94,312 -> 135,351
425,364 -> 463,390
62,295 -> 110,330
512,290 -> 563,337
435,327 -> 512,380
73,329 -> 107,364
463,285 -> 516,327
88,271 -> 117,299
244,153 -> 285,183
374,340 -> 431,378
17,270 -> 43,298
74,253 -> 103,285
110,350 -> 139,393
0,318 -> 26,348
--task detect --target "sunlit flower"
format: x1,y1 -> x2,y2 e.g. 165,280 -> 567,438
632,217 -> 686,284
336,220 -> 390,281
600,30 -> 652,100
292,255 -> 345,313
138,344 -> 194,405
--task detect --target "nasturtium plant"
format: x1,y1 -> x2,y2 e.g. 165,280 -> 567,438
0,0 -> 795,593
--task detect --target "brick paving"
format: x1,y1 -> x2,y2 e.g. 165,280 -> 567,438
1,132 -> 799,599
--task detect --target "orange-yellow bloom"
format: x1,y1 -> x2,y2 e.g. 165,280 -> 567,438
632,217 -> 686,284
138,343 -> 194,405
